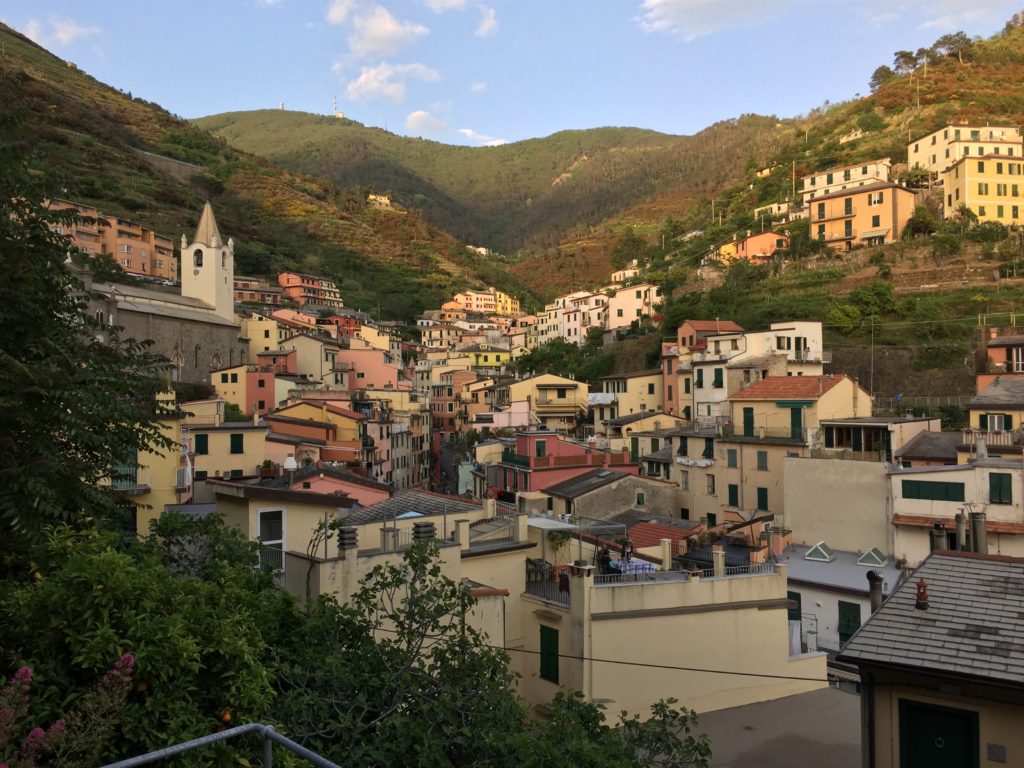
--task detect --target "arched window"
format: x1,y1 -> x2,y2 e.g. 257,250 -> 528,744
221,250 -> 227,268
193,249 -> 204,268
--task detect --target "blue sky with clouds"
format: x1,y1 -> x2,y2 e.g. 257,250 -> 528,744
1,0 -> 1019,146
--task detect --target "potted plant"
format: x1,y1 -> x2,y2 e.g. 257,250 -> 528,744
259,459 -> 277,478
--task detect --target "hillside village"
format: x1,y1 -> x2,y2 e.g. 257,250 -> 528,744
47,115 -> 1024,753
7,11 -> 1024,767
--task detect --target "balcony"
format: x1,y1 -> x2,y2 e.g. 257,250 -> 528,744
821,229 -> 856,242
111,464 -> 150,494
815,206 -> 856,222
809,447 -> 887,462
720,424 -> 807,442
961,429 -> 1024,448
501,448 -> 531,467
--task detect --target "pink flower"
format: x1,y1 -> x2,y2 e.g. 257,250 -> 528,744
12,667 -> 32,693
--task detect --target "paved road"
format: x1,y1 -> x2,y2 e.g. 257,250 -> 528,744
698,686 -> 860,768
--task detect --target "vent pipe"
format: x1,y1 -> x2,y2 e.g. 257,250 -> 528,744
955,511 -> 967,551
867,570 -> 884,614
929,524 -> 947,552
970,512 -> 988,554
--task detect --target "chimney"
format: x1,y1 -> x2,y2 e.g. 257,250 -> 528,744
976,434 -> 988,460
413,521 -> 437,542
914,579 -> 929,610
970,511 -> 988,554
955,511 -> 967,551
867,570 -> 884,613
929,524 -> 947,552
712,544 -> 726,577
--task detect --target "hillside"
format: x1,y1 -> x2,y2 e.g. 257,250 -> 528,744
195,110 -> 793,262
0,22 -> 520,321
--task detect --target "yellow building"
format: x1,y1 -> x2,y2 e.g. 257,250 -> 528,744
909,124 -> 1023,175
240,312 -> 281,358
598,369 -> 664,420
941,154 -> 1024,225
181,399 -> 268,484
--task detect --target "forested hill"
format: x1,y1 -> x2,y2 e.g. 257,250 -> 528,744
195,110 -> 794,255
0,22 -> 526,320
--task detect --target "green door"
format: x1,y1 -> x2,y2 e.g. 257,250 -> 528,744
630,437 -> 639,462
743,407 -> 755,437
899,699 -> 979,768
790,407 -> 803,440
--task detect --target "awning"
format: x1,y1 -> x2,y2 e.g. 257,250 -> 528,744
859,228 -> 891,239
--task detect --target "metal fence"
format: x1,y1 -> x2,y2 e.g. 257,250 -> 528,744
524,579 -> 570,605
101,722 -> 339,768
594,570 -> 689,586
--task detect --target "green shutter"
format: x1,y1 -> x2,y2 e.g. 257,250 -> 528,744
902,480 -> 966,502
695,369 -> 704,388
702,439 -> 714,459
651,438 -> 660,452
990,473 -> 1012,504
838,600 -> 861,644
630,437 -> 639,462
757,451 -> 768,471
743,408 -> 754,437
979,413 -> 988,430
728,484 -> 739,506
679,437 -> 688,456
757,487 -> 768,511
727,449 -> 737,467
230,433 -> 244,454
713,368 -> 723,388
787,590 -> 802,622
1005,414 -> 1013,430
540,626 -> 559,683
194,434 -> 208,455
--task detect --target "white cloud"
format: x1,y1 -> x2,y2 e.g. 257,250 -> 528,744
458,127 -> 507,146
346,62 -> 440,103
635,0 -> 788,41
257,0 -> 285,7
424,0 -> 467,11
475,4 -> 498,37
470,81 -> 487,93
854,0 -> 1014,31
349,5 -> 429,57
23,15 -> 100,48
326,0 -> 356,24
406,109 -> 449,135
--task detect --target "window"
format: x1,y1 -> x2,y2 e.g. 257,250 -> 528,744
257,509 -> 284,572
230,433 -> 244,454
843,198 -> 853,215
978,161 -> 985,173
901,480 -> 965,501
837,600 -> 861,644
681,507 -> 690,519
684,378 -> 691,394
978,183 -> 989,195
990,472 -> 1012,504
194,470 -> 208,481
816,202 -> 825,219
706,512 -> 717,527
556,388 -> 567,399
636,492 -> 646,506
257,400 -> 265,410
617,308 -> 623,317
193,249 -> 203,268
706,475 -> 716,495
680,470 -> 689,491
264,329 -> 270,338
647,383 -> 655,395
757,450 -> 768,471
695,369 -> 704,388
257,379 -> 266,389
726,449 -> 737,468
220,373 -> 229,383
712,368 -> 723,388
540,626 -> 559,683
871,215 -> 880,228
650,438 -> 660,453
678,437 -> 688,456
756,487 -> 768,511
194,434 -> 208,455
230,372 -> 238,383
703,439 -> 714,459
535,440 -> 546,458
727,483 -> 739,507
667,385 -> 673,402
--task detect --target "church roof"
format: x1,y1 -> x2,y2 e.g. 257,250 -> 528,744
193,201 -> 223,248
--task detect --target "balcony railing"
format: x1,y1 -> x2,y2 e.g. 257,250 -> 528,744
810,447 -> 888,462
501,449 -> 532,467
523,578 -> 570,605
720,424 -> 807,442
961,428 -> 1024,447
258,545 -> 284,574
111,464 -> 150,493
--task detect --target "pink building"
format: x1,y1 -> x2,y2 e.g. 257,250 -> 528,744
277,272 -> 344,309
607,283 -> 662,330
338,347 -> 408,391
496,431 -> 638,495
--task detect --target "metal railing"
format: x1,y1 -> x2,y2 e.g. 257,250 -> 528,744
500,449 -> 531,467
594,570 -> 689,586
810,447 -> 887,463
720,424 -> 807,441
523,579 -> 570,605
258,545 -> 284,574
111,464 -> 150,491
101,722 -> 339,767
961,428 -> 1024,447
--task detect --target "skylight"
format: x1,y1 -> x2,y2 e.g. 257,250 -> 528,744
804,541 -> 835,562
857,547 -> 887,567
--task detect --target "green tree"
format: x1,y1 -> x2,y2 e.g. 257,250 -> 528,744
934,31 -> 973,63
0,80 -> 171,549
869,65 -> 895,92
903,205 -> 937,238
892,50 -> 918,73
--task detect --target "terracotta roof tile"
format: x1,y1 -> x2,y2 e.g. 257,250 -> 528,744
684,319 -> 744,333
628,521 -> 704,549
730,375 -> 847,401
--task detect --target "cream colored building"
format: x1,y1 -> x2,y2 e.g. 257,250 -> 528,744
605,284 -> 662,330
240,312 -> 281,357
598,369 -> 663,421
799,158 -> 891,205
520,561 -> 826,718
908,124 -> 1023,175
508,374 -> 590,434
181,201 -> 234,323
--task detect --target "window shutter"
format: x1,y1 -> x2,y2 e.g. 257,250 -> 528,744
979,413 -> 988,430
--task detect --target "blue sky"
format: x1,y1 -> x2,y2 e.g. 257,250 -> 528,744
1,0 -> 1019,146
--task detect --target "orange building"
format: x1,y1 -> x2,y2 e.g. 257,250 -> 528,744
732,231 -> 789,265
277,272 -> 344,309
808,182 -> 916,250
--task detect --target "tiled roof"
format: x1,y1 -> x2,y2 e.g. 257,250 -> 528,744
838,551 -> 1024,685
894,431 -> 961,462
600,369 -> 662,380
628,521 -> 699,549
730,374 -> 847,401
684,319 -> 744,333
970,376 -> 1024,409
543,469 -> 628,499
343,489 -> 480,526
